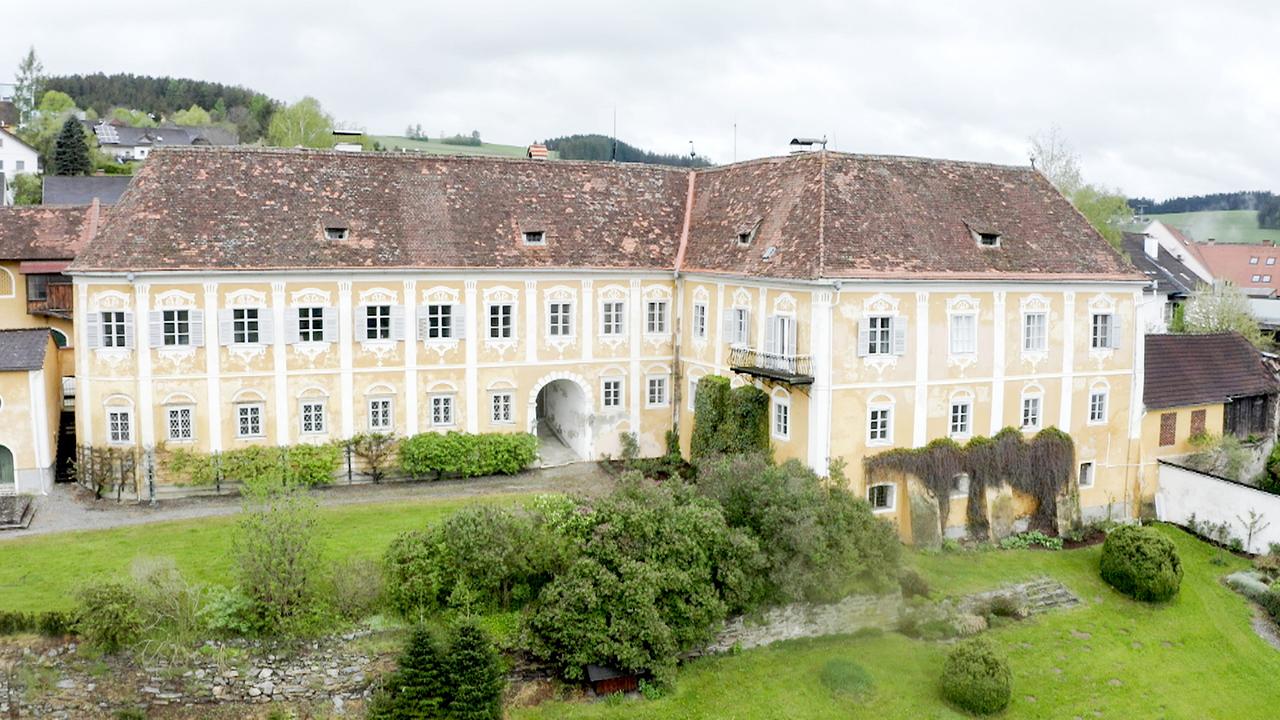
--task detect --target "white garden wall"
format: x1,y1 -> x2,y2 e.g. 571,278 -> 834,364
1155,460 -> 1280,554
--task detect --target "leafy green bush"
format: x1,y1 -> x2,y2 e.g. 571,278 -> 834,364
399,432 -> 536,480
221,445 -> 287,487
233,485 -> 324,632
161,442 -> 341,489
690,375 -> 731,460
1260,589 -> 1280,622
899,569 -> 930,599
130,557 -> 203,641
1099,525 -> 1183,602
940,637 -> 1012,715
285,442 -> 341,486
327,557 -> 386,620
198,586 -> 260,637
36,610 -> 76,637
76,580 -> 142,652
353,432 -> 400,483
158,444 -> 218,486
999,530 -> 1064,551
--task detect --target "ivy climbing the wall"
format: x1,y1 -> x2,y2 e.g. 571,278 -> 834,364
689,376 -> 771,460
864,426 -> 1075,539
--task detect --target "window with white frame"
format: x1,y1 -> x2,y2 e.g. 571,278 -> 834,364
688,377 -> 699,411
298,307 -> 325,342
233,308 -> 261,344
949,313 -> 976,354
1252,274 -> 1261,282
1021,394 -> 1042,430
950,473 -> 970,498
365,305 -> 391,340
1250,256 -> 1259,265
730,307 -> 750,346
1090,313 -> 1114,349
1088,387 -> 1108,424
162,310 -> 190,346
866,315 -> 893,355
1269,257 -> 1277,266
600,301 -> 624,336
868,404 -> 892,444
166,406 -> 193,441
491,392 -> 513,424
300,399 -> 326,434
101,311 -> 127,348
772,395 -> 790,439
1078,461 -> 1095,488
602,378 -> 623,409
236,403 -> 264,437
426,304 -> 453,340
488,304 -> 513,339
1022,312 -> 1047,352
368,397 -> 393,431
646,300 -> 668,334
693,303 -> 708,339
867,483 -> 895,511
108,408 -> 132,444
548,302 -> 573,337
431,394 -> 455,426
950,398 -> 971,437
646,376 -> 668,407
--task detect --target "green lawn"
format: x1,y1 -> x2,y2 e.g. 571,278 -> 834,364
1147,210 -> 1280,245
0,494 -> 525,612
517,526 -> 1279,719
371,135 -> 559,159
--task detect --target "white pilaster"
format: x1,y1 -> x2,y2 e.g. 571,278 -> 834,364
756,288 -> 768,349
629,279 -> 643,432
1059,291 -> 1076,430
524,280 -> 537,364
203,281 -> 221,452
403,280 -> 418,436
338,280 -> 355,439
134,283 -> 155,447
76,281 -> 92,443
807,289 -> 833,472
912,291 -> 929,447
1128,290 -> 1144,441
29,369 -> 51,475
464,280 -> 479,433
990,291 -> 1007,434
272,281 -> 289,445
581,280 -> 594,362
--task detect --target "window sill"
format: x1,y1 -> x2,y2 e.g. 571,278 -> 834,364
166,438 -> 195,444
645,403 -> 670,410
871,506 -> 896,514
867,439 -> 892,448
772,433 -> 790,442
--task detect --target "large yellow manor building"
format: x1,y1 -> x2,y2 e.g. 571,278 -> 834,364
66,147 -> 1147,533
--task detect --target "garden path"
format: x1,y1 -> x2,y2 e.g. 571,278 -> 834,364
0,462 -> 612,540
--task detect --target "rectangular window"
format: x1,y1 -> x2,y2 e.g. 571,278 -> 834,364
101,311 -> 127,348
688,377 -> 698,411
300,400 -> 326,434
1091,313 -> 1114,349
1023,313 -> 1047,352
1250,257 -> 1259,265
162,309 -> 190,346
646,376 -> 668,407
1252,274 -> 1262,282
233,308 -> 260,344
1021,396 -> 1042,430
602,378 -> 623,409
646,300 -> 668,334
1078,461 -> 1095,489
950,473 -> 970,498
773,398 -> 790,439
693,303 -> 708,339
298,307 -> 325,342
108,409 -> 132,444
236,404 -> 263,437
1265,276 -> 1273,283
368,398 -> 393,432
426,304 -> 453,340
365,305 -> 391,340
488,304 -> 513,339
949,313 -> 976,354
548,302 -> 573,337
1269,258 -> 1276,266
523,230 -> 545,245
1159,412 -> 1176,446
166,406 -> 193,441
431,395 -> 455,426
730,307 -> 749,346
950,400 -> 971,437
1089,389 -> 1108,423
14,160 -> 23,171
868,406 -> 891,443
600,301 -> 624,336
868,483 -> 895,511
866,315 -> 893,355
26,274 -> 48,301
1190,408 -> 1207,436
491,392 -> 513,424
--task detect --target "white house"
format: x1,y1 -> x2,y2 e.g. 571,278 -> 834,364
0,127 -> 39,205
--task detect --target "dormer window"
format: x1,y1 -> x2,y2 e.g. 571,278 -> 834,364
523,230 -> 546,246
737,231 -> 753,247
324,226 -> 349,241
736,220 -> 761,248
977,232 -> 1001,247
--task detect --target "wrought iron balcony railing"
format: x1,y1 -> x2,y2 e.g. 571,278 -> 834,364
728,346 -> 814,385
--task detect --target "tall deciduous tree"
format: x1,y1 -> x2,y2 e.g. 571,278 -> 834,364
52,117 -> 92,176
267,97 -> 335,149
1181,280 -> 1266,348
1028,127 -> 1129,250
170,104 -> 212,126
12,47 -> 43,126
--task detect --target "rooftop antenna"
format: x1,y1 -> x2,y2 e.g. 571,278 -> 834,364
689,140 -> 697,160
1029,155 -> 1037,170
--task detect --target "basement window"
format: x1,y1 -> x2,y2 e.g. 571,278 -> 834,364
523,230 -> 546,246
324,226 -> 349,241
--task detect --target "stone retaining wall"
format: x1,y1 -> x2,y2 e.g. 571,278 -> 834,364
700,592 -> 903,655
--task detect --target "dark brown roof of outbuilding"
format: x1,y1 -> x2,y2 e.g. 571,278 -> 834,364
0,329 -> 50,372
1143,333 -> 1280,409
0,203 -> 102,261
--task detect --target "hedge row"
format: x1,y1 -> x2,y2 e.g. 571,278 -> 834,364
160,443 -> 342,489
399,432 -> 538,480
689,376 -> 770,461
0,609 -> 77,637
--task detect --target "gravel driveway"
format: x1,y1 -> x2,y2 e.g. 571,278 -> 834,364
0,463 -> 613,540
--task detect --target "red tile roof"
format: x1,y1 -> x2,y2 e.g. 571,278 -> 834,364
1143,333 -> 1279,409
1192,243 -> 1280,295
0,202 -> 102,261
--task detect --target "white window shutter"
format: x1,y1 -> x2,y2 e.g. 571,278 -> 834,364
765,315 -> 778,354
284,307 -> 300,345
122,312 -> 135,349
787,317 -> 798,355
1111,314 -> 1122,350
323,306 -> 338,341
218,309 -> 234,345
722,308 -> 734,340
149,311 -> 164,348
417,305 -> 431,340
258,310 -> 274,345
892,316 -> 908,356
85,312 -> 100,348
390,305 -> 406,341
856,319 -> 870,357
454,303 -> 466,339
190,309 -> 205,347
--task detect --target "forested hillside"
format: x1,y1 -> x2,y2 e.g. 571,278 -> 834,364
542,134 -> 711,167
1128,191 -> 1273,214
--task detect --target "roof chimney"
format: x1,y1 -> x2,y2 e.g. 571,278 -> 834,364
527,144 -> 549,160
1206,237 -> 1216,245
788,136 -> 827,154
1143,233 -> 1158,260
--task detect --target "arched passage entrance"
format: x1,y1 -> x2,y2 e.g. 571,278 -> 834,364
0,445 -> 14,495
529,374 -> 593,465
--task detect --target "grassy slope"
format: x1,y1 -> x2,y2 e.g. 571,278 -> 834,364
371,135 -> 560,159
0,494 -> 525,612
1149,209 -> 1280,245
517,526 -> 1278,720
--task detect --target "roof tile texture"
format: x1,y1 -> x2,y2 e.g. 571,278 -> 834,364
1143,333 -> 1279,409
0,328 -> 50,372
0,203 -> 101,261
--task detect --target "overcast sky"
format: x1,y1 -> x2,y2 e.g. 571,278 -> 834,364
9,0 -> 1278,199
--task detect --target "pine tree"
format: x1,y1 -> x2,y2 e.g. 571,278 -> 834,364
443,619 -> 505,720
52,117 -> 92,176
367,625 -> 448,719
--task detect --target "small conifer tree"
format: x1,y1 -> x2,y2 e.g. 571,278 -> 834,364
367,625 -> 448,719
443,618 -> 505,720
52,117 -> 92,176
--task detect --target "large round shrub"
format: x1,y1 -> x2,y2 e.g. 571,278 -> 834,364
1099,525 -> 1183,601
940,637 -> 1011,715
